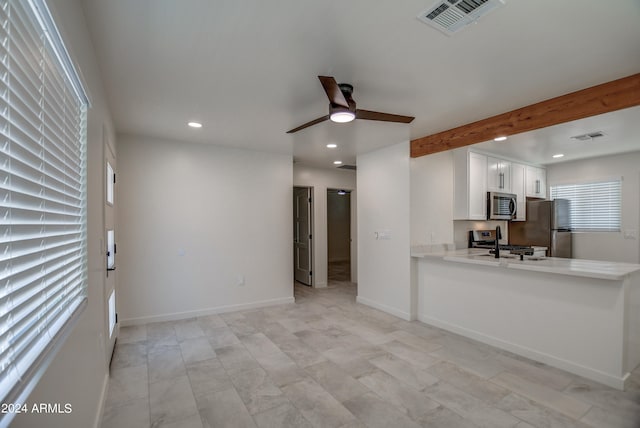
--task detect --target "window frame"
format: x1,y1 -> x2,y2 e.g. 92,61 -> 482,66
0,0 -> 90,424
550,178 -> 622,233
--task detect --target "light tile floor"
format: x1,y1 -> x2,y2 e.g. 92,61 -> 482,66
102,280 -> 640,428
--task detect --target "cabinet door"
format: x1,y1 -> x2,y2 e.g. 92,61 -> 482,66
487,157 -> 511,192
526,166 -> 546,198
469,152 -> 488,219
487,156 -> 501,192
537,168 -> 547,198
500,160 -> 511,192
511,163 -> 526,221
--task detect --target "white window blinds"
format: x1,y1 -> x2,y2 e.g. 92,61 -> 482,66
550,179 -> 622,232
0,0 -> 89,422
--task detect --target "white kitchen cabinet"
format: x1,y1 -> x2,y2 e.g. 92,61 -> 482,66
453,149 -> 487,220
511,162 -> 526,221
487,156 -> 511,193
526,165 -> 547,198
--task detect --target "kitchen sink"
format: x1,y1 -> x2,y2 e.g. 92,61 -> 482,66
476,252 -> 545,261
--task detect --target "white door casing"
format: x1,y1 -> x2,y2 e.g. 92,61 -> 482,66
294,187 -> 313,285
104,129 -> 118,365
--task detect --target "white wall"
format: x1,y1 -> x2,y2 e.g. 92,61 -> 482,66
546,151 -> 640,263
117,135 -> 293,324
293,165 -> 357,286
410,151 -> 455,247
357,141 -> 412,320
12,1 -> 114,427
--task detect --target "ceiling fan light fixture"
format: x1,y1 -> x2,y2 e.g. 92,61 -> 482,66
286,76 -> 414,133
330,110 -> 355,123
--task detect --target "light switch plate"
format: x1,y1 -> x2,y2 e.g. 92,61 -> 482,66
376,230 -> 391,240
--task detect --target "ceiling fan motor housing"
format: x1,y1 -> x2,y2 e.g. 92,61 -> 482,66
334,83 -> 356,112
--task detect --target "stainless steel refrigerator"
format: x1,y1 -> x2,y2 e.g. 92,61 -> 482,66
509,199 -> 572,258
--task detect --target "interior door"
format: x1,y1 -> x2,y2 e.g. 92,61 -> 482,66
293,187 -> 313,285
104,131 -> 118,364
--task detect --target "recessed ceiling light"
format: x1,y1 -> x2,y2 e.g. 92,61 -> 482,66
326,143 -> 337,148
494,136 -> 507,142
188,121 -> 203,128
552,153 -> 564,159
333,161 -> 343,165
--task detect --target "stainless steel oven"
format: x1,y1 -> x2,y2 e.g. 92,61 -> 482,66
487,191 -> 517,220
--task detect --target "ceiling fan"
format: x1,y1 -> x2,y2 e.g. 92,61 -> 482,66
286,76 -> 415,134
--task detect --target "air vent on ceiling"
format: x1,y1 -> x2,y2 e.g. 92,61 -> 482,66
338,164 -> 357,170
570,131 -> 605,141
417,0 -> 505,35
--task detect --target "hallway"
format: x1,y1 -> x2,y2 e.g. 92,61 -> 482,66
103,281 -> 640,428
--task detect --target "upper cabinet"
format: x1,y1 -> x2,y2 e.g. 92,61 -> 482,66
510,162 -> 526,221
453,149 -> 487,220
453,148 -> 546,220
525,165 -> 547,198
487,156 -> 511,193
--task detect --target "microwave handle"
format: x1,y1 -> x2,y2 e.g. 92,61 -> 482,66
509,197 -> 517,216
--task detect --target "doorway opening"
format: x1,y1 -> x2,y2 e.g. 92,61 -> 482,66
327,189 -> 351,283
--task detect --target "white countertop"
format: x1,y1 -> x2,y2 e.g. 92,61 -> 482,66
411,248 -> 640,281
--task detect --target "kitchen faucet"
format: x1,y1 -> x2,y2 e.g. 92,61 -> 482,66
495,225 -> 501,259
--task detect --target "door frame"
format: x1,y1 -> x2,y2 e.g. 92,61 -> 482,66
293,186 -> 314,286
103,126 -> 118,366
326,188 -> 352,282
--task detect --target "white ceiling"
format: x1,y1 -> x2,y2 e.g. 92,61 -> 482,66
472,105 -> 640,166
80,0 -> 640,169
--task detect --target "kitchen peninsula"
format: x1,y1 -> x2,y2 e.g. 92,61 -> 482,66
411,247 -> 640,390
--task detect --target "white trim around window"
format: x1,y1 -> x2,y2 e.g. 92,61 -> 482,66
0,1 -> 89,426
550,178 -> 622,232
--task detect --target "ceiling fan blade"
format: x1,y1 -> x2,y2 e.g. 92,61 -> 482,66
286,115 -> 330,133
356,109 -> 415,123
318,76 -> 349,108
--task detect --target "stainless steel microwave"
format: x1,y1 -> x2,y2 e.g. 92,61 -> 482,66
487,191 -> 517,220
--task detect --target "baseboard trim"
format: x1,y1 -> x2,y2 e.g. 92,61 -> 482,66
121,296 -> 295,326
419,314 -> 627,390
356,296 -> 411,321
93,372 -> 109,428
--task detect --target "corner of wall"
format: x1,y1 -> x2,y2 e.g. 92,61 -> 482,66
357,140 -> 412,319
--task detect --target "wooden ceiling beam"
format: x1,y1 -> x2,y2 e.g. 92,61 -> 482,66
410,73 -> 640,158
